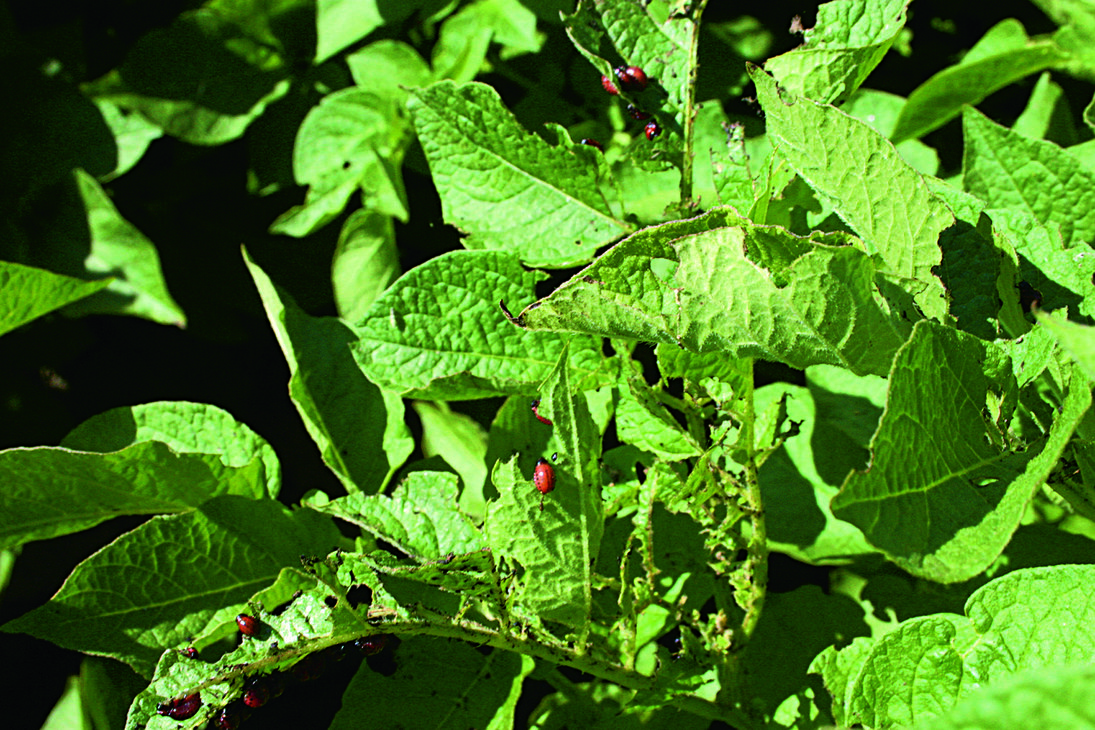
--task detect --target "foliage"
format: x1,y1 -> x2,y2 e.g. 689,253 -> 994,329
3,0 -> 1095,728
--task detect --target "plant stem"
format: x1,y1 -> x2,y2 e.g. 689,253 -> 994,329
737,365 -> 768,644
672,693 -> 761,730
381,615 -> 652,689
681,0 -> 710,206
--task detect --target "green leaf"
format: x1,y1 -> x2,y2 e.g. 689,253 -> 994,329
409,80 -> 628,267
331,637 -> 529,730
964,106 -> 1095,250
809,636 -> 875,728
847,614 -> 974,726
331,208 -> 401,322
0,260 -> 113,338
245,250 -> 411,494
271,86 -> 412,237
59,169 -> 185,327
346,39 -> 433,91
616,374 -> 700,461
1034,0 -> 1095,82
414,401 -> 490,515
93,98 -> 163,181
485,348 -> 604,630
125,574 -> 366,727
564,0 -> 694,135
84,10 -> 291,145
759,376 -> 878,565
315,0 -> 383,64
432,0 -> 544,82
840,89 -> 939,174
88,76 -> 290,147
751,65 -> 952,320
764,0 -> 910,105
349,249 -> 610,399
987,207 -> 1095,321
692,103 -> 757,211
964,564 -> 1095,674
61,400 -> 281,497
2,496 -> 340,676
40,676 -> 82,730
519,208 -> 910,377
839,565 -> 1095,727
277,40 -> 431,239
0,440 -> 269,551
891,19 -> 1069,143
1013,71 -> 1075,143
303,471 -> 485,559
914,662 -> 1095,730
482,393 -> 567,518
831,321 -> 1093,582
1037,310 -> 1095,383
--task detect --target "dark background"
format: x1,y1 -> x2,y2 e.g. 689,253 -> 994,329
0,0 -> 1071,727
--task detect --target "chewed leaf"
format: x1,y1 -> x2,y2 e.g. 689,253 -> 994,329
519,209 -> 909,377
302,472 -> 485,559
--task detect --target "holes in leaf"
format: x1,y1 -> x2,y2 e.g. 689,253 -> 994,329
376,538 -> 409,560
656,625 -> 682,656
346,585 -> 372,608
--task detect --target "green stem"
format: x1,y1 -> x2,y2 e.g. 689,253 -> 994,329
374,616 -> 760,727
681,0 -> 710,206
381,615 -> 652,690
737,365 -> 768,645
672,694 -> 761,730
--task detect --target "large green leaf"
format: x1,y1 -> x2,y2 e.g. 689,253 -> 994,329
2,497 -> 340,676
964,106 -> 1095,250
84,9 -> 292,145
832,565 -> 1095,727
271,86 -> 411,236
0,261 -> 112,338
765,0 -> 910,105
57,170 -> 185,326
518,208 -> 909,377
432,0 -> 543,82
485,348 -> 603,631
349,250 -> 610,399
892,19 -> 1069,143
62,400 -> 281,496
409,81 -> 629,267
751,65 -> 952,320
246,250 -> 412,494
832,321 -> 1092,582
303,471 -> 485,559
331,208 -> 401,323
0,437 -> 271,551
